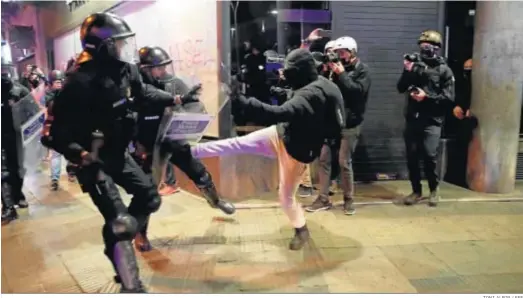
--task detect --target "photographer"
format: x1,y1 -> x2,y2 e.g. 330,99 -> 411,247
27,65 -> 46,93
306,36 -> 371,215
396,30 -> 455,207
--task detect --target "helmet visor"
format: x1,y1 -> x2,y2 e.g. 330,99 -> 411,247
1,63 -> 17,80
147,62 -> 175,83
114,35 -> 139,64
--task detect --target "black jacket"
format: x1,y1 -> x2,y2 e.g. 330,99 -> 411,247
397,55 -> 455,126
234,49 -> 345,163
48,61 -> 174,164
1,79 -> 30,137
331,59 -> 371,129
135,73 -> 203,151
235,76 -> 345,163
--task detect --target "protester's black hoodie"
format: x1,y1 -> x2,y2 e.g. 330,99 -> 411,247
234,49 -> 346,163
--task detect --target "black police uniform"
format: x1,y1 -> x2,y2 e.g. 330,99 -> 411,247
1,73 -> 30,221
134,47 -> 235,222
44,13 -> 176,293
397,53 -> 455,200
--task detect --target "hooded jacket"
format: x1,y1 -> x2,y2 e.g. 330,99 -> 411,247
234,49 -> 345,163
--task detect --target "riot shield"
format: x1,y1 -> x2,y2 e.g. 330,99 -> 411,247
150,75 -> 231,185
10,85 -> 46,176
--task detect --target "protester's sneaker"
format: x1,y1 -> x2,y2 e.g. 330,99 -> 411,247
428,188 -> 440,207
297,185 -> 313,198
305,195 -> 332,213
289,225 -> 310,251
51,180 -> 59,191
403,192 -> 423,206
343,197 -> 356,215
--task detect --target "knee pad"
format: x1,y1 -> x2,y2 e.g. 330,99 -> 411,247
195,171 -> 213,189
111,214 -> 139,241
146,194 -> 162,213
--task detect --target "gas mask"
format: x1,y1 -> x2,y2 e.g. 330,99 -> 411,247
420,44 -> 438,59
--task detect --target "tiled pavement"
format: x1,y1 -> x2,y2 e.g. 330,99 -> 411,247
1,168 -> 523,293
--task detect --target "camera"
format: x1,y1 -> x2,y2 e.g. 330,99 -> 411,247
407,85 -> 420,94
323,52 -> 340,64
403,53 -> 419,62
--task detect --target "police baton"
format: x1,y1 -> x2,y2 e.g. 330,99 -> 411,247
91,130 -> 105,185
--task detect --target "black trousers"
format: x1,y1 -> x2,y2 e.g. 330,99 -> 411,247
76,153 -> 161,263
1,135 -> 25,207
404,123 -> 442,194
137,139 -> 211,189
160,139 -> 211,188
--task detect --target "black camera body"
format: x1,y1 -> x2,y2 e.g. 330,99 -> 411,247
403,53 -> 420,62
323,52 -> 340,64
407,85 -> 420,94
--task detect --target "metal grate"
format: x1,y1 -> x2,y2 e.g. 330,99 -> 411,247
516,152 -> 523,180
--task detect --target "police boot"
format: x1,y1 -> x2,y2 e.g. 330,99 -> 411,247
134,217 -> 152,252
16,195 -> 29,208
1,207 -> 18,225
199,183 -> 235,215
112,241 -> 147,293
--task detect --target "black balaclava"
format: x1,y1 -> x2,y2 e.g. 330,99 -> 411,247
420,43 -> 439,60
283,48 -> 319,90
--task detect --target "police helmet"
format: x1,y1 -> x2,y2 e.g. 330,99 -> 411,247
138,46 -> 174,82
418,30 -> 442,48
1,58 -> 16,80
48,70 -> 65,82
80,12 -> 138,63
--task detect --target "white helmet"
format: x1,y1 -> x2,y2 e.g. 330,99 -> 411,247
324,40 -> 336,51
333,36 -> 358,53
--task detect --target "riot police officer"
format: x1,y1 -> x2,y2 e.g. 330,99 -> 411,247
397,30 -> 455,207
2,57 -> 30,223
45,13 -> 179,293
134,46 -> 236,225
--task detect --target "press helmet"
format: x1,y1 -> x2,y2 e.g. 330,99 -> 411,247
332,36 -> 358,53
418,30 -> 442,48
324,40 -> 336,52
79,12 -> 138,63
